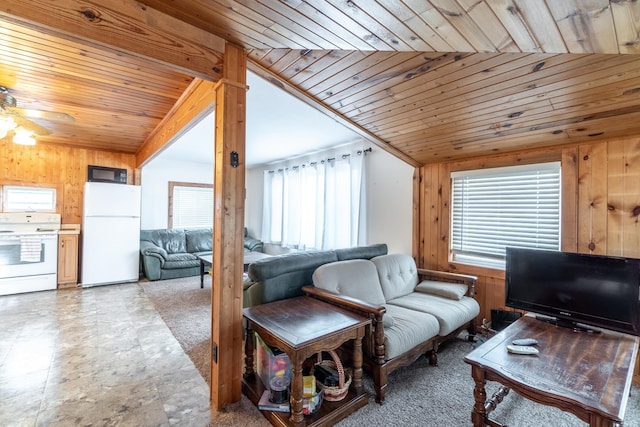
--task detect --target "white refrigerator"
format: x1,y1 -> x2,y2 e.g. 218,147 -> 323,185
81,182 -> 141,287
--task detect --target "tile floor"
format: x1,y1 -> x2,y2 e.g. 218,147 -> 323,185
0,283 -> 212,427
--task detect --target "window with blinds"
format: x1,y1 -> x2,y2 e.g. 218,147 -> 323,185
169,182 -> 213,229
450,162 -> 561,269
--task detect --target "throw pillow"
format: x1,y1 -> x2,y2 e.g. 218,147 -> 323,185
415,281 -> 468,300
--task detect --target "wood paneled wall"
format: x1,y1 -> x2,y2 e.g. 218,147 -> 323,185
417,136 -> 640,326
0,139 -> 136,224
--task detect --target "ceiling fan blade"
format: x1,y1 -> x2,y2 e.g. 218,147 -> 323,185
12,116 -> 51,135
11,106 -> 75,122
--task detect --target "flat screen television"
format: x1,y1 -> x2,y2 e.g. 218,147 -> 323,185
505,247 -> 640,336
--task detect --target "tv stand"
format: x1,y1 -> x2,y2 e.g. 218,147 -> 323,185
534,314 -> 602,334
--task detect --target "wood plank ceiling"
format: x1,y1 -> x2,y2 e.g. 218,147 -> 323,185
2,1 -> 640,166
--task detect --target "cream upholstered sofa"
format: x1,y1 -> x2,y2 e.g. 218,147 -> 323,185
303,253 -> 479,404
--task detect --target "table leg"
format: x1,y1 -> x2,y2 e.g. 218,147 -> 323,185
588,414 -> 615,427
200,260 -> 204,288
243,325 -> 255,380
353,332 -> 364,393
289,357 -> 304,424
470,365 -> 488,427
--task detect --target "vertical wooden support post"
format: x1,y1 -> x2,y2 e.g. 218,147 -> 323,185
210,42 -> 247,410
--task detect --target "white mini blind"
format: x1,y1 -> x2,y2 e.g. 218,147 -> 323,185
451,162 -> 561,268
171,185 -> 213,229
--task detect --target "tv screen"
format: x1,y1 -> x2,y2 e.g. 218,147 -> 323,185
505,247 -> 640,336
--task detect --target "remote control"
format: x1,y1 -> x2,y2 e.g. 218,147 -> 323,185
512,338 -> 538,346
506,345 -> 539,355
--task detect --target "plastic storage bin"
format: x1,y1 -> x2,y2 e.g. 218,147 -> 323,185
255,332 -> 292,389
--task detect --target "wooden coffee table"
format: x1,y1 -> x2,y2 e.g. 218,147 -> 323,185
464,315 -> 639,427
242,296 -> 370,427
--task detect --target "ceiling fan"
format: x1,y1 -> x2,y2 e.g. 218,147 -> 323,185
0,86 -> 75,145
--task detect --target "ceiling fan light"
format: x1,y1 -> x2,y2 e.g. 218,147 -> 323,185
13,126 -> 36,146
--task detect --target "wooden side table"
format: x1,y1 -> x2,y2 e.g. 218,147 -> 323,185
242,296 -> 371,427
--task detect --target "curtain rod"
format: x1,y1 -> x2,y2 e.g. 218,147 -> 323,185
267,147 -> 372,173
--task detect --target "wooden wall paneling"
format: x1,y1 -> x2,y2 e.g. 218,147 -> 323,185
421,164 -> 440,269
0,139 -> 135,224
607,139 -> 627,257
578,142 -> 608,254
607,138 -> 640,258
436,162 -> 450,272
475,275 -> 496,327
622,139 -> 640,257
413,167 -> 422,263
561,147 -> 579,252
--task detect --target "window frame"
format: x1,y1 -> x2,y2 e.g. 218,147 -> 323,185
1,185 -> 57,212
168,181 -> 214,229
449,161 -> 561,270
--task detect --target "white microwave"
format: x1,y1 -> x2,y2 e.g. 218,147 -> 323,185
87,165 -> 127,184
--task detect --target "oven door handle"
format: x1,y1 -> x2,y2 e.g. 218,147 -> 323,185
0,234 -> 57,243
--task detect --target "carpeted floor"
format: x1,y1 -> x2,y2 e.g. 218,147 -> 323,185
141,275 -> 640,427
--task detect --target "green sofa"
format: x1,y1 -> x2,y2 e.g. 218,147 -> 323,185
243,243 -> 388,307
140,227 -> 264,281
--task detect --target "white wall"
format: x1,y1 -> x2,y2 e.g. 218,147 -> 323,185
142,142 -> 414,255
245,141 -> 414,254
140,158 -> 213,230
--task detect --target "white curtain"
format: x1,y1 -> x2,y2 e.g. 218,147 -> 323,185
261,150 -> 367,250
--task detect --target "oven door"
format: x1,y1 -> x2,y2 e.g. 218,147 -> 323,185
0,233 -> 58,279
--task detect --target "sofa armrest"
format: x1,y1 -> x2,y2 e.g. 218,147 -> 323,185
303,285 -> 387,366
140,241 -> 168,260
244,237 -> 264,252
416,268 -> 477,297
303,285 -> 386,318
140,242 -> 168,281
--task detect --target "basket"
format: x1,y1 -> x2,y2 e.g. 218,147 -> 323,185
314,350 -> 351,402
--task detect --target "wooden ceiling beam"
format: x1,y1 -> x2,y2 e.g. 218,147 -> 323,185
135,78 -> 216,167
0,0 -> 225,81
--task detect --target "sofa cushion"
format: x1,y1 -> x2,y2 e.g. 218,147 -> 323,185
387,293 -> 480,336
186,228 -> 212,253
415,281 -> 468,300
312,259 -> 386,306
372,254 -> 419,301
140,229 -> 187,254
381,305 -> 440,360
335,244 -> 388,261
163,252 -> 199,269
